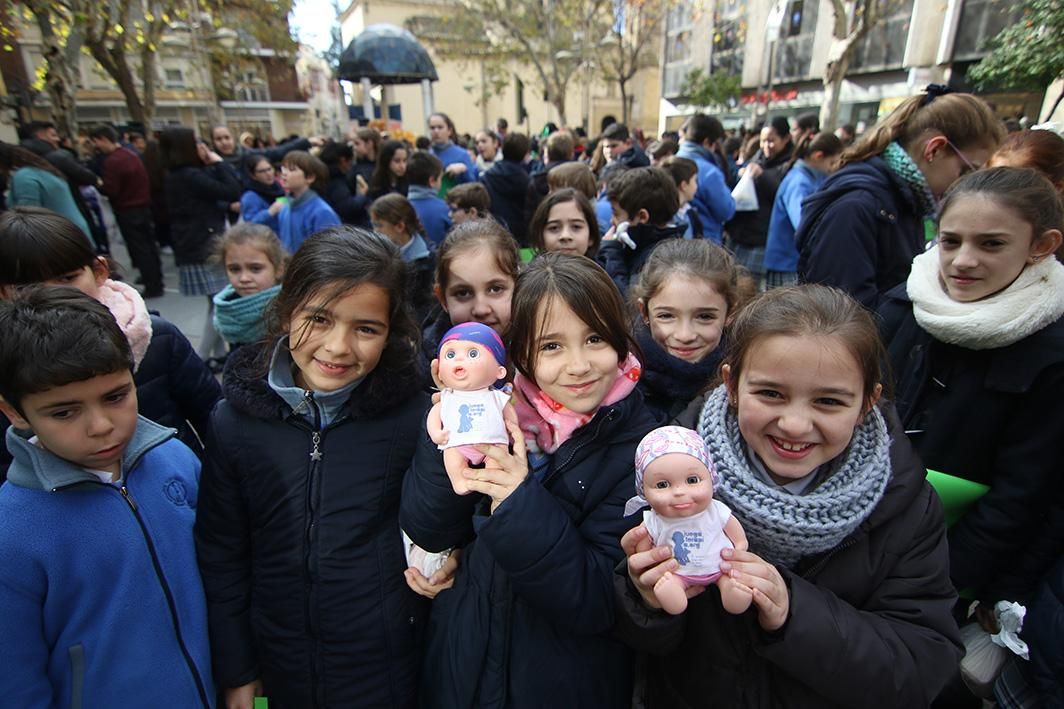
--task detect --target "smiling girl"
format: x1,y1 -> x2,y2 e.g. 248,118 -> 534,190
420,220 -> 519,367
878,167 -> 1064,631
401,254 -> 657,707
616,285 -> 962,707
630,239 -> 752,421
195,228 -> 430,708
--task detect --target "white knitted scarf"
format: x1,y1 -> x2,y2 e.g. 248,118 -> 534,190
907,247 -> 1064,350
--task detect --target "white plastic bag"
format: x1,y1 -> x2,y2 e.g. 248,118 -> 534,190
959,601 -> 1029,698
731,171 -> 759,212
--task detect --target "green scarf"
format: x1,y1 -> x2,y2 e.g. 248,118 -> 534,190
880,141 -> 938,242
212,284 -> 280,345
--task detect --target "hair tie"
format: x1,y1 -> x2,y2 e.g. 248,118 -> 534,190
921,84 -> 953,107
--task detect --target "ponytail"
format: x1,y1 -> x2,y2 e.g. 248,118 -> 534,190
787,133 -> 844,171
840,90 -> 1004,168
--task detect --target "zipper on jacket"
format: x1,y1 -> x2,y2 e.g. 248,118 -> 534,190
543,408 -> 617,486
799,536 -> 859,580
114,483 -> 211,708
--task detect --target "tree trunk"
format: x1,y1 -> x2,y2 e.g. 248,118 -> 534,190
551,89 -> 568,128
140,44 -> 158,129
819,36 -> 859,132
89,43 -> 147,127
619,77 -> 629,125
30,5 -> 81,141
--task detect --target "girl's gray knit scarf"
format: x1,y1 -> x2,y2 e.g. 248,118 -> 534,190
696,386 -> 892,569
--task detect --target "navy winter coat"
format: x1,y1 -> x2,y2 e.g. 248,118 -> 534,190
480,159 -> 530,243
615,402 -> 963,708
877,287 -> 1064,605
323,165 -> 370,227
796,157 -> 924,309
195,344 -> 429,708
165,163 -> 243,266
400,391 -> 658,708
597,222 -> 686,294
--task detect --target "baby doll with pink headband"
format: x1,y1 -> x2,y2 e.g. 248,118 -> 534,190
626,425 -> 752,615
427,322 -> 518,494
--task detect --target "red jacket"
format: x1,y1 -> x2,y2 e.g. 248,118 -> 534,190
100,147 -> 150,210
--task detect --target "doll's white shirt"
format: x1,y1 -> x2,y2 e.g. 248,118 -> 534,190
438,388 -> 510,449
643,500 -> 734,577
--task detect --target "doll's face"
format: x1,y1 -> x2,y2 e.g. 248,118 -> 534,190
642,453 -> 713,519
438,340 -> 506,390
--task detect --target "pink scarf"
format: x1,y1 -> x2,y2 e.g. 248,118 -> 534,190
96,279 -> 153,372
513,353 -> 642,454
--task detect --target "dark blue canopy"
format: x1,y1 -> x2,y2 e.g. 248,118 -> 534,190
338,24 -> 438,84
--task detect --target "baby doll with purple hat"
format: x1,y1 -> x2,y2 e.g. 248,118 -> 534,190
626,425 -> 752,615
427,321 -> 518,495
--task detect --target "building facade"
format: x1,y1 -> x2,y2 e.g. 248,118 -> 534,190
659,0 -> 1046,132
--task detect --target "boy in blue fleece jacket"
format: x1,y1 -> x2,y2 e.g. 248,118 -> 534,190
277,150 -> 340,253
0,288 -> 215,709
406,150 -> 453,246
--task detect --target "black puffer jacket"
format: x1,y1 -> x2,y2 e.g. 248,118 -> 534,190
614,401 -> 963,708
480,159 -> 530,243
323,165 -> 370,227
165,163 -> 242,266
195,344 -> 428,708
878,287 -> 1064,604
725,144 -> 793,248
400,391 -> 658,708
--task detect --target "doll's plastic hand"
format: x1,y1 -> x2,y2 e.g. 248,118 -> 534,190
405,549 -> 461,599
462,421 -> 527,512
720,548 -> 789,631
622,524 -> 705,610
224,680 -> 262,709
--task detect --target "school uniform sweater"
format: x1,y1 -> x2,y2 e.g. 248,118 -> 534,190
0,418 -> 214,708
277,190 -> 341,253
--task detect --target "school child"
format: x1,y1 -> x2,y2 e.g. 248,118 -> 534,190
597,166 -> 686,293
877,168 -> 1064,666
368,139 -> 409,200
277,150 -> 340,253
401,253 -> 659,707
0,287 -> 214,707
195,227 -> 432,709
445,182 -> 491,225
630,239 -> 752,422
615,284 -> 963,707
764,133 -> 843,289
370,193 -> 437,323
796,87 -> 1005,308
406,150 -> 453,246
421,219 -> 520,366
0,207 -> 221,468
528,187 -> 601,258
211,223 -> 285,354
660,156 -> 703,238
481,131 -> 531,243
546,161 -> 597,200
240,154 -> 284,233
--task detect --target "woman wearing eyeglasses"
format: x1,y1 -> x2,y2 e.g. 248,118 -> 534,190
240,154 -> 285,233
796,87 -> 1005,309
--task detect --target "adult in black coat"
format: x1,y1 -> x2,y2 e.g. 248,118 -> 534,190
160,129 -> 243,270
796,89 -> 1004,309
614,396 -> 963,708
400,391 -> 657,708
480,132 -> 531,243
196,342 -> 429,708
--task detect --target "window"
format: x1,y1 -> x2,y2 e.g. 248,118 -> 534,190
663,0 -> 697,99
163,68 -> 185,89
774,0 -> 817,81
850,0 -> 914,72
711,0 -> 747,77
953,0 -> 1023,61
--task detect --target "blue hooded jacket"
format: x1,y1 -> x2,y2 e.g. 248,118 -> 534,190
0,418 -> 214,708
676,141 -> 736,243
764,160 -> 825,273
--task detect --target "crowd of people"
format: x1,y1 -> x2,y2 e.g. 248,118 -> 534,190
0,85 -> 1062,708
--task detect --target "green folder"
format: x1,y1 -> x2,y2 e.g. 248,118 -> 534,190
253,699 -> 268,709
520,247 -> 536,264
926,469 -> 990,528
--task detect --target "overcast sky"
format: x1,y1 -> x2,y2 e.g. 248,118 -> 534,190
290,0 -> 339,54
